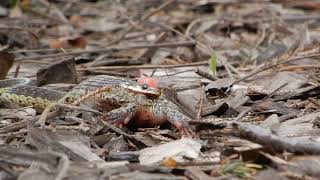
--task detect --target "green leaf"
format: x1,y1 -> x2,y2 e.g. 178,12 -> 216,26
209,53 -> 217,75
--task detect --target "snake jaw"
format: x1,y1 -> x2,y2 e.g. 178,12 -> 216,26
121,83 -> 161,97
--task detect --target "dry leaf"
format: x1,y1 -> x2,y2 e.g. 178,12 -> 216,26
69,15 -> 84,26
50,36 -> 87,49
0,51 -> 14,79
162,157 -> 177,168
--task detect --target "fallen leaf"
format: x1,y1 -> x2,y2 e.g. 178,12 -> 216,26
0,51 -> 14,79
50,36 -> 87,49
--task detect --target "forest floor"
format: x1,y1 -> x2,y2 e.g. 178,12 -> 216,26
1,1 -> 320,179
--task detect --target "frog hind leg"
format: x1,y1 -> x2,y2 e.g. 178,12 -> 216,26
165,109 -> 195,137
101,103 -> 137,125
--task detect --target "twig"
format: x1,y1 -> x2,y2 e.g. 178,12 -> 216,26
15,41 -> 195,61
0,129 -> 28,137
83,70 -> 138,78
232,121 -> 320,154
0,119 -> 29,134
97,119 -> 132,139
11,48 -> 63,53
186,15 -> 320,37
147,21 -> 192,41
14,63 -> 20,78
280,64 -> 320,71
154,20 -> 240,81
219,57 -> 236,80
0,149 -> 59,167
231,53 -> 320,86
108,0 -> 177,45
147,21 -> 211,57
150,18 -> 237,79
18,60 -> 63,64
186,18 -> 237,79
38,103 -> 101,128
52,152 -> 70,180
133,32 -> 167,62
78,61 -> 208,71
38,0 -> 69,24
308,98 -> 320,109
155,69 -> 193,77
233,83 -> 288,122
56,104 -> 101,114
0,26 -> 38,42
38,104 -> 59,128
194,67 -> 217,81
97,118 -> 147,148
255,25 -> 267,49
196,86 -> 205,119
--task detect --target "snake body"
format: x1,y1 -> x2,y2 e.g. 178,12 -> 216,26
0,75 -> 192,134
0,78 -> 65,111
0,76 -> 158,112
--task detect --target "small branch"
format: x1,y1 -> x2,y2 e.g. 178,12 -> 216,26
77,61 -> 208,71
11,48 -> 63,53
233,83 -> 288,122
196,86 -> 205,119
97,119 -> 147,148
109,0 -> 177,45
219,57 -> 235,80
233,121 -> 320,154
0,129 -> 28,137
0,26 -> 38,40
194,67 -> 217,81
308,98 -> 320,109
280,64 -> 320,71
38,103 -> 101,128
97,119 -> 132,139
52,152 -> 70,180
15,41 -> 195,61
231,53 -> 320,85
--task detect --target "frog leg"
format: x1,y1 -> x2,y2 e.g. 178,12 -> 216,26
151,99 -> 194,136
166,110 -> 195,137
101,102 -> 137,125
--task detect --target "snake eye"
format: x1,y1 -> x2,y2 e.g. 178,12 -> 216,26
141,84 -> 149,90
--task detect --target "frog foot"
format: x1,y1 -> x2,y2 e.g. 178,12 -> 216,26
172,120 -> 195,137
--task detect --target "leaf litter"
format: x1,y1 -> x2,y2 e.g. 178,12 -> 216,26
1,0 -> 320,179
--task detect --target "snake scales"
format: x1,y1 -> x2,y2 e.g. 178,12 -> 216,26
0,75 -> 193,135
0,75 -> 153,112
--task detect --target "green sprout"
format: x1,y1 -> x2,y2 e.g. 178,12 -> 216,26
209,53 -> 217,76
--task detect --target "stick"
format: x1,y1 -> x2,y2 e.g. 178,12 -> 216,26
15,41 -> 195,61
231,53 -> 320,85
78,61 -> 208,71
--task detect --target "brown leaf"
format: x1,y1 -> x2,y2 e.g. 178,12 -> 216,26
37,57 -> 78,86
0,51 -> 14,80
69,15 -> 84,26
68,37 -> 87,49
50,36 -> 87,49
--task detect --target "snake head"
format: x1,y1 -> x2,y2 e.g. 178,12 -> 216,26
121,83 -> 161,98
